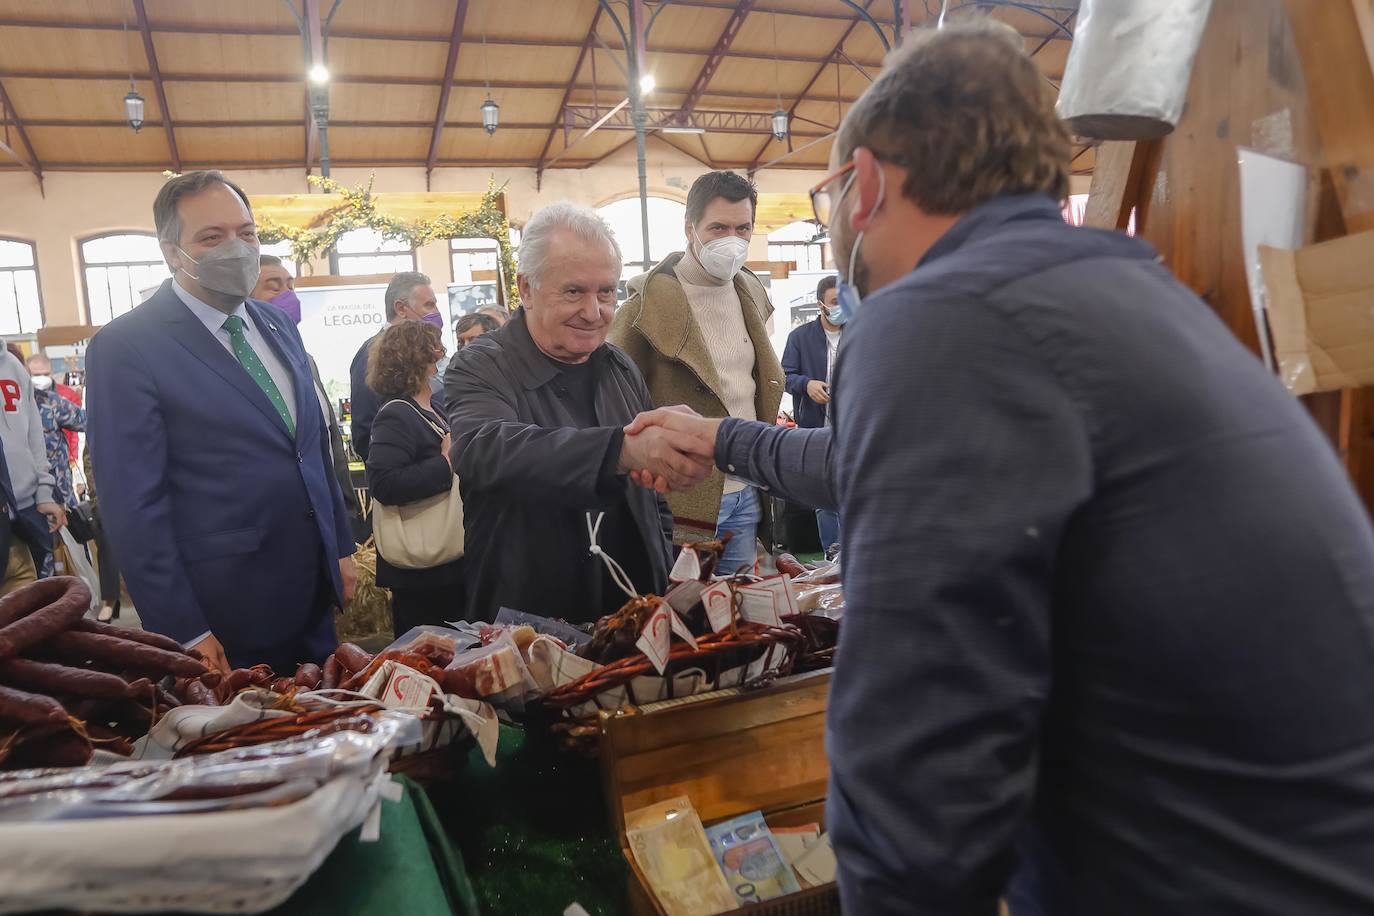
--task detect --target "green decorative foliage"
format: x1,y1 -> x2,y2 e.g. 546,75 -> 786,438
255,174 -> 519,306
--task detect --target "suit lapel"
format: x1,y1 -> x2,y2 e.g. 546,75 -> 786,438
156,288 -> 294,444
246,301 -> 311,445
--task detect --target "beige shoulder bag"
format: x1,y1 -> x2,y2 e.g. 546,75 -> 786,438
370,399 -> 465,569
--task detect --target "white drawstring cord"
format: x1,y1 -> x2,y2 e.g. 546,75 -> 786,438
587,511 -> 639,600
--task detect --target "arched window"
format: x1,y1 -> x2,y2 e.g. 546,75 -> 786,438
334,228 -> 415,276
0,238 -> 43,334
596,197 -> 687,283
80,232 -> 171,325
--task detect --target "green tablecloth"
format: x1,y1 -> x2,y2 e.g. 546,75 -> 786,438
428,724 -> 631,916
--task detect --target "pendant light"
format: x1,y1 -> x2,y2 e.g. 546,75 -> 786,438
124,85 -> 146,133
121,18 -> 144,133
770,14 -> 789,142
479,13 -> 499,134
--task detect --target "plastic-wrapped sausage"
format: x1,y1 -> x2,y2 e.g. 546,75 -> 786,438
0,578 -> 92,660
0,658 -> 135,699
183,680 -> 218,706
43,631 -> 207,678
294,663 -> 322,690
0,684 -> 69,727
321,655 -> 341,689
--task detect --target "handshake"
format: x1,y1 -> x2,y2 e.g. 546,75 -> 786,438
618,406 -> 723,493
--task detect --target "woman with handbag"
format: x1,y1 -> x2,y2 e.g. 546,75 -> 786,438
365,320 -> 466,637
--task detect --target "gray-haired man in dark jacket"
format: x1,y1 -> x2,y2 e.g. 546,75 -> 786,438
625,20 -> 1374,916
445,202 -> 705,624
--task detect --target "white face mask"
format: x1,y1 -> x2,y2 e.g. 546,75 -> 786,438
30,374 -> 52,391
693,231 -> 750,281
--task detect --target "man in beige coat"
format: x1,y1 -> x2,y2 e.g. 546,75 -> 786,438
609,171 -> 784,573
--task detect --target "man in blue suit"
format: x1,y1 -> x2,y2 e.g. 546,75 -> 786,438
87,171 -> 357,673
780,274 -> 842,552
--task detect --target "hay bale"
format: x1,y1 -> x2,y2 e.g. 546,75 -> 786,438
336,539 -> 393,644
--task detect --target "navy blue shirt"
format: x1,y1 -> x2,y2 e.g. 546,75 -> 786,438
717,193 -> 1374,916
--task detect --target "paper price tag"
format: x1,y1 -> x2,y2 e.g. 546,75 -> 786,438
665,579 -> 706,614
736,586 -> 783,626
701,581 -> 735,632
669,548 -> 702,582
735,575 -> 798,626
636,602 -> 673,674
667,606 -> 699,650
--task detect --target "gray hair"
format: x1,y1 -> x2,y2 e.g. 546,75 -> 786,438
518,201 -> 622,288
384,271 -> 432,320
153,170 -> 253,245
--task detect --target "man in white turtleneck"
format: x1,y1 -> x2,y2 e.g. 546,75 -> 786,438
610,171 -> 785,574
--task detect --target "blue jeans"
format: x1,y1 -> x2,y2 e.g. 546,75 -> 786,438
815,509 -> 841,553
716,487 -> 760,575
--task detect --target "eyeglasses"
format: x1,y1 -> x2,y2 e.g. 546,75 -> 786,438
809,160 -> 856,229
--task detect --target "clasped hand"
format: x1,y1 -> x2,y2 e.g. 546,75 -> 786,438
618,406 -> 723,494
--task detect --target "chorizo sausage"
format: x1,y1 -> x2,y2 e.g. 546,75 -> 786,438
247,664 -> 274,687
0,684 -> 69,727
6,731 -> 91,769
270,677 -> 293,694
321,655 -> 341,689
226,668 -> 254,692
0,658 -> 135,699
294,663 -> 322,690
335,642 -> 371,675
43,631 -> 207,678
0,578 -> 91,660
73,618 -> 186,654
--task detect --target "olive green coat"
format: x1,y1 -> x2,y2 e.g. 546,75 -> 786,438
609,252 -> 786,545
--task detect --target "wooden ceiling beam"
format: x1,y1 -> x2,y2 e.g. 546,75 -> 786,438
131,0 -> 180,172
0,69 -> 946,105
0,78 -> 41,185
0,156 -> 830,172
747,0 -> 876,170
536,5 -> 603,178
675,0 -> 757,123
0,118 -> 555,130
426,0 -> 470,179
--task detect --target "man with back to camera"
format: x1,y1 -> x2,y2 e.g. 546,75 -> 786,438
87,170 -> 357,674
444,202 -> 703,624
253,255 -> 360,540
348,271 -> 444,460
781,274 -> 843,554
623,21 -> 1374,916
609,171 -> 785,574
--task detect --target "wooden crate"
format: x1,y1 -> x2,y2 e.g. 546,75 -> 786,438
598,669 -> 838,916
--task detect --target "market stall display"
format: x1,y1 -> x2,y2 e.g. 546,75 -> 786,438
0,577 -> 212,769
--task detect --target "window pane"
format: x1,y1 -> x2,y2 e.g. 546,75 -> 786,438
0,273 -> 19,335
85,268 -> 111,325
0,239 -> 34,268
14,271 -> 40,334
81,233 -> 162,265
259,240 -> 297,276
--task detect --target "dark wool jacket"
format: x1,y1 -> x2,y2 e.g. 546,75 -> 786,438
444,310 -> 672,623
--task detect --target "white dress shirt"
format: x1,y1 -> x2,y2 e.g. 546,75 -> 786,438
172,277 -> 298,427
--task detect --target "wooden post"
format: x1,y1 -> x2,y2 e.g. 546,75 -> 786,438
1284,0 -> 1374,507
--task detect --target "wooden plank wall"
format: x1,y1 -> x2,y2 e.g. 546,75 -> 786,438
1085,0 -> 1374,508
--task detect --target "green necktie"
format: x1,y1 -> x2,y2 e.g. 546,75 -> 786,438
223,314 -> 295,436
